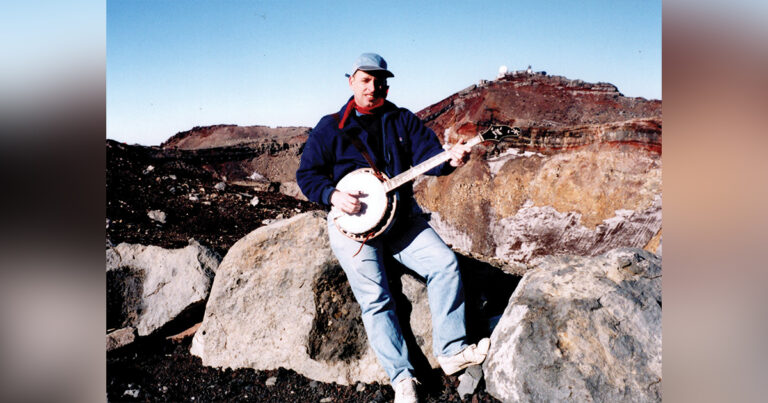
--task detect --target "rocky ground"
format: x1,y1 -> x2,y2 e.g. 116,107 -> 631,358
108,336 -> 499,402
106,139 -> 500,402
106,140 -> 317,257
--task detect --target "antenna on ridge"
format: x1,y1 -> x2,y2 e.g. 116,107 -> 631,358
497,65 -> 508,79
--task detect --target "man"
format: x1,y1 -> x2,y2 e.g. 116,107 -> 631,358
296,53 -> 489,403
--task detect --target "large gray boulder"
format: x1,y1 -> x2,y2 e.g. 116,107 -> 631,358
190,211 -> 441,385
484,248 -> 662,402
106,239 -> 220,337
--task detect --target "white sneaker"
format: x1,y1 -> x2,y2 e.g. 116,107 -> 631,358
437,337 -> 491,375
393,377 -> 420,403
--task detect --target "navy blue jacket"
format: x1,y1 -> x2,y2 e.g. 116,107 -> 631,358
296,98 -> 454,216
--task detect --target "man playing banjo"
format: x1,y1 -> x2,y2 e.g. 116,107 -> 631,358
296,53 -> 489,403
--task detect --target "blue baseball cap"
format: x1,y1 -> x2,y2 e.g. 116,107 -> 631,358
345,53 -> 394,78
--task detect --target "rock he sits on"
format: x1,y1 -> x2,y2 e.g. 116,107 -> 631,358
190,211 -> 479,385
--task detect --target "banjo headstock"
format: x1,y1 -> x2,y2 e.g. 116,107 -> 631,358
478,125 -> 521,143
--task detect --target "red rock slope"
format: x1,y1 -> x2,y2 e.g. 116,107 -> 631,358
413,72 -> 662,264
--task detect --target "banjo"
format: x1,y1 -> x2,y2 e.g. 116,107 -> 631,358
332,125 -> 520,242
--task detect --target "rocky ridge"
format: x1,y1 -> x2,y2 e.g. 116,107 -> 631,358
162,124 -> 311,190
418,72 -> 661,149
414,72 -> 662,263
161,124 -> 310,150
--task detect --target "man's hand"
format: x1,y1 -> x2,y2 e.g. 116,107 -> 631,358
448,141 -> 472,167
331,190 -> 363,214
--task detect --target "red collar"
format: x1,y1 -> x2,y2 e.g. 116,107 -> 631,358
338,98 -> 385,129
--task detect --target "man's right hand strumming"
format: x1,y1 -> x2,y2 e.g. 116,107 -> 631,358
331,190 -> 363,214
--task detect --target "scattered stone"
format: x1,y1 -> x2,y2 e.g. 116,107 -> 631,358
142,165 -> 154,175
309,380 -> 319,388
319,398 -> 332,403
189,194 -> 199,202
168,174 -> 177,180
106,218 -> 111,229
250,196 -> 260,206
265,376 -> 277,387
123,387 -> 140,398
456,364 -> 484,398
106,327 -> 136,351
279,181 -> 308,201
147,210 -> 167,224
250,171 -> 267,181
214,182 -> 226,191
356,382 -> 366,392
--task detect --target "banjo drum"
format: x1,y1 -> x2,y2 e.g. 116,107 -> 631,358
332,168 -> 397,242
332,125 -> 520,242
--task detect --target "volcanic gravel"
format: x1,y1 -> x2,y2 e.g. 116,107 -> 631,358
106,140 -> 319,256
106,140 -> 500,402
108,336 -> 502,402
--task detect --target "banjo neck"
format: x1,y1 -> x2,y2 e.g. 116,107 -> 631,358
383,133 -> 485,193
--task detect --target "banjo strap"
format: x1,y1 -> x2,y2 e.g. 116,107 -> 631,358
352,232 -> 375,258
332,112 -> 387,182
347,135 -> 387,182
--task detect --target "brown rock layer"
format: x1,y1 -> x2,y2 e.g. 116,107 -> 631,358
417,73 -> 661,154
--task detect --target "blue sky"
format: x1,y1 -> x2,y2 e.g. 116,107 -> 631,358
107,0 -> 661,146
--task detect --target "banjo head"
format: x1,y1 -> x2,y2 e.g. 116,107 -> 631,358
333,168 -> 389,235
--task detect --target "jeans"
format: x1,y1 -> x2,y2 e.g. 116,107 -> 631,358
327,212 -> 468,385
